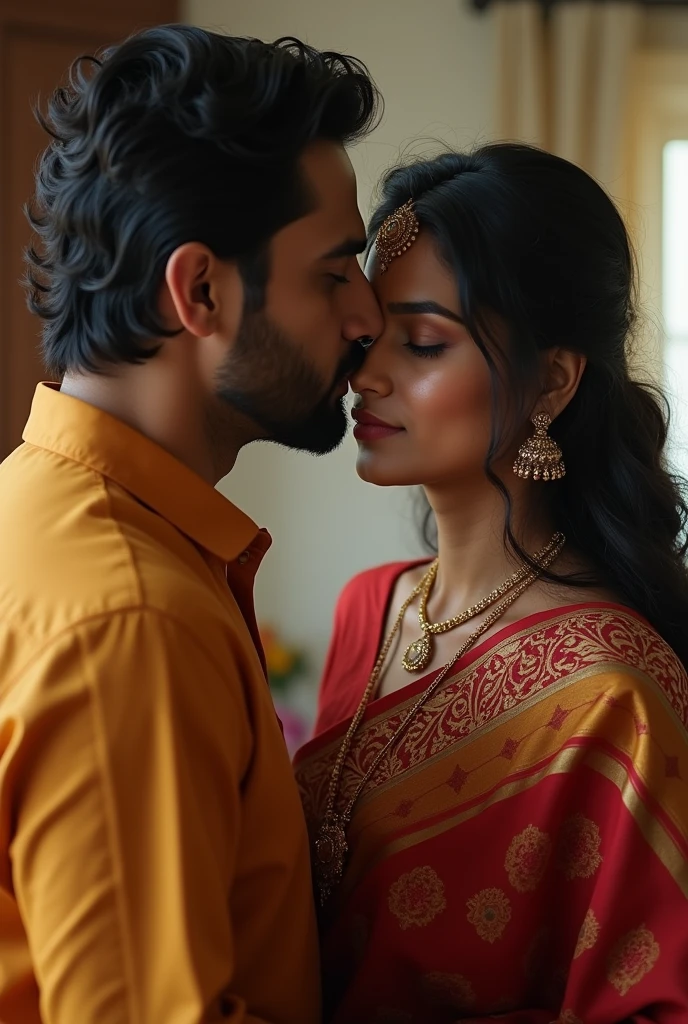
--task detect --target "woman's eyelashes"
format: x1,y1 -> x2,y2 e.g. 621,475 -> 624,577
403,340 -> 447,359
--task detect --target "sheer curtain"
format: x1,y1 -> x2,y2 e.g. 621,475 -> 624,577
494,0 -> 642,194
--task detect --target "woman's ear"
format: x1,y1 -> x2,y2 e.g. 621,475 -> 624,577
541,347 -> 587,419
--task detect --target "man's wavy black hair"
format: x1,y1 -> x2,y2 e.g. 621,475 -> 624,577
25,25 -> 380,376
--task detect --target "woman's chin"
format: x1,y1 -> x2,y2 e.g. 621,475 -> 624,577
355,450 -> 419,488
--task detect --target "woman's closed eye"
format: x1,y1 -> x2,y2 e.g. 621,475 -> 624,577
404,339 -> 447,358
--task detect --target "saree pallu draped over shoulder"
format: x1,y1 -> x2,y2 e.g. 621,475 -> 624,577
295,599 -> 688,1024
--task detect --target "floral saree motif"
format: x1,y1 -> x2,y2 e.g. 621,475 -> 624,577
295,566 -> 688,1024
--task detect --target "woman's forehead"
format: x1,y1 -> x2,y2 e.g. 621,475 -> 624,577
368,232 -> 460,312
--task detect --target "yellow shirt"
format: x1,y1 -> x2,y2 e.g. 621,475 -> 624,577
0,384 -> 320,1024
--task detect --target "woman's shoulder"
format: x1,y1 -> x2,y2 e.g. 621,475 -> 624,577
563,604 -> 684,672
520,603 -> 688,727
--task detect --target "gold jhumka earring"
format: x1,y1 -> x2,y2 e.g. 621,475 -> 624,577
513,412 -> 566,482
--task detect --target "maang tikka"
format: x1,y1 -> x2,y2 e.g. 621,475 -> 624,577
513,412 -> 566,482
375,199 -> 420,273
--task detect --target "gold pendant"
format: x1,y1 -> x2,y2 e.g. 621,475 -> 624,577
313,816 -> 349,906
402,634 -> 433,672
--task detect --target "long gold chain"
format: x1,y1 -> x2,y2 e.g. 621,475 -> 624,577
312,532 -> 565,906
403,533 -> 563,672
422,559 -> 531,633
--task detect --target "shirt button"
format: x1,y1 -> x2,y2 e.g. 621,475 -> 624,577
237,550 -> 250,565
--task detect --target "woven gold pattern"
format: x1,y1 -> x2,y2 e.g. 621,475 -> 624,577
375,200 -> 420,274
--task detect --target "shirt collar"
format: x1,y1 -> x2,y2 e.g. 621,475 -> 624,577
23,383 -> 266,564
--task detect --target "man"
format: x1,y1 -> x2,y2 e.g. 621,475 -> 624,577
0,25 -> 382,1024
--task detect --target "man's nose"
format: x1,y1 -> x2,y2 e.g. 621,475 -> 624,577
343,270 -> 383,343
349,329 -> 393,396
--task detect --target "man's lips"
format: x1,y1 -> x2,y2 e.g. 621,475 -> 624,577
351,408 -> 404,442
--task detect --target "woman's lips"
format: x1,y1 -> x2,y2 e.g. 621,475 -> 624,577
352,410 -> 404,442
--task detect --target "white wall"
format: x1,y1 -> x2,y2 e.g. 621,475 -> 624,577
183,0 -> 497,694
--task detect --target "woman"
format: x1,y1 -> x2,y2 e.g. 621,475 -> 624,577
294,144 -> 688,1024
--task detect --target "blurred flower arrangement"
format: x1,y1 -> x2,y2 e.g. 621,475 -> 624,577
260,625 -> 306,692
259,624 -> 311,756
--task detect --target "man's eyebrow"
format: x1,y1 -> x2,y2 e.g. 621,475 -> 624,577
319,238 -> 368,260
387,300 -> 465,324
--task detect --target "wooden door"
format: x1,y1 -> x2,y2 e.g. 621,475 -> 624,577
0,0 -> 178,457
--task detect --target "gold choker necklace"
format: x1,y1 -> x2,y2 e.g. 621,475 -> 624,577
402,534 -> 564,672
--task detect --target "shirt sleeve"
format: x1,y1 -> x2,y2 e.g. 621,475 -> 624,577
8,607 -> 265,1024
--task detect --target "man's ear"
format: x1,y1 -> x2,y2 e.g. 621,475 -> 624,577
163,243 -> 243,341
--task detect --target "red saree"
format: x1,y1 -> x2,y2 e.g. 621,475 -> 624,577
294,562 -> 688,1024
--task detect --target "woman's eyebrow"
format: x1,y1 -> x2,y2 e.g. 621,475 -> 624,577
387,300 -> 464,324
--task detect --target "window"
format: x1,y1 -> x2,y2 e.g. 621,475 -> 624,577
630,51 -> 688,481
663,140 -> 688,478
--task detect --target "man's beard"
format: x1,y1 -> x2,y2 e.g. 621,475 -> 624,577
214,309 -> 365,455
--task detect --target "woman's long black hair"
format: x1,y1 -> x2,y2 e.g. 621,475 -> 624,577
369,144 -> 688,667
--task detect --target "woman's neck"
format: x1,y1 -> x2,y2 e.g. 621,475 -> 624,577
424,477 -> 555,621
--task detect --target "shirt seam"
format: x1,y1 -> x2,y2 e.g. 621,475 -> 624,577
0,605 -> 249,703
99,475 -> 144,607
21,438 -> 106,479
21,442 -> 200,606
77,625 -> 139,1024
20,438 -> 262,565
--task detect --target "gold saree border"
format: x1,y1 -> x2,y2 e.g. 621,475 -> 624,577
299,607 -> 687,775
297,608 -> 688,908
336,735 -> 688,903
